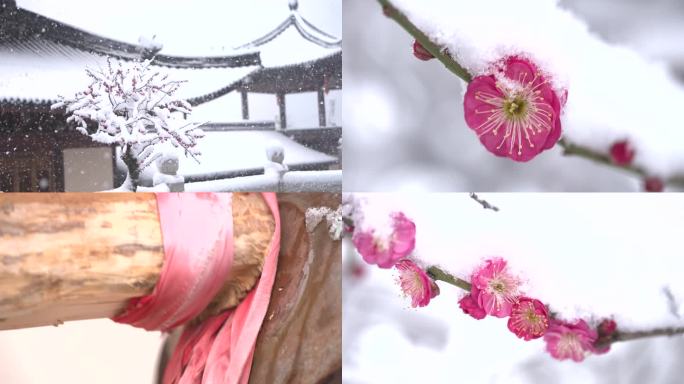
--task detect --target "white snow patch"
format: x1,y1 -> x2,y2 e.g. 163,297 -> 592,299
306,205 -> 343,240
131,131 -> 335,182
184,170 -> 341,192
137,35 -> 163,51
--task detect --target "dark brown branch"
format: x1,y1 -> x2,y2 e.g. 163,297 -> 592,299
595,326 -> 684,349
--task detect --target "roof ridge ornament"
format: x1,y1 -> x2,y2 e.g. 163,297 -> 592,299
138,35 -> 163,60
234,0 -> 340,50
288,0 -> 298,11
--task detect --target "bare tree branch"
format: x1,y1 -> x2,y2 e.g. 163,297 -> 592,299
469,193 -> 500,212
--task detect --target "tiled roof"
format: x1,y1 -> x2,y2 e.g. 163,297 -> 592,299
0,1 -> 341,105
0,4 -> 261,68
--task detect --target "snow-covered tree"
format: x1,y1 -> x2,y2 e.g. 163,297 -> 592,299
52,59 -> 204,191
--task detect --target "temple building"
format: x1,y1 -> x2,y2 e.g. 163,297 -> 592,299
0,0 -> 341,191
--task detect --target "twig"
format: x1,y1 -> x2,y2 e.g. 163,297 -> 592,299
345,202 -> 684,349
427,266 -> 471,291
557,138 -> 646,178
662,286 -> 680,319
378,0 -> 472,82
469,193 -> 499,212
611,327 -> 684,343
345,199 -> 684,352
429,264 -> 684,347
376,0 -> 684,188
558,139 -> 684,186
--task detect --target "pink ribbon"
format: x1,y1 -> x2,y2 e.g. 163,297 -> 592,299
114,192 -> 281,384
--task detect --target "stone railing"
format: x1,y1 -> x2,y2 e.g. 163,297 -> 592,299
143,142 -> 341,193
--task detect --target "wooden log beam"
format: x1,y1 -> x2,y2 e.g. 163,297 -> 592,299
0,193 -> 274,330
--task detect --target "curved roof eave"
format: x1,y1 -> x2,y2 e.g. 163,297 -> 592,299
233,7 -> 340,51
2,5 -> 261,68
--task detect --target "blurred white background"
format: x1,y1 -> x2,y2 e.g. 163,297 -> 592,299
0,320 -> 163,383
343,193 -> 684,383
342,0 -> 684,192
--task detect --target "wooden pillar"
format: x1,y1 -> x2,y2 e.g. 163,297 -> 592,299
0,193 -> 274,330
317,87 -> 327,127
276,92 -> 287,130
249,193 -> 341,383
241,90 -> 250,120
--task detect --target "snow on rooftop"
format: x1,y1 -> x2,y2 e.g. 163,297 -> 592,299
391,0 -> 684,179
1,0 -> 340,104
257,25 -> 340,68
15,0 -> 341,57
0,42 -> 258,103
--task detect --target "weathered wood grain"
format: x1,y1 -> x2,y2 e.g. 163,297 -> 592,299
0,193 -> 273,330
249,192 -> 341,384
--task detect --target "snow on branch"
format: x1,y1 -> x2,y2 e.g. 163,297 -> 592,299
342,193 -> 684,362
378,0 -> 684,190
52,59 -> 204,190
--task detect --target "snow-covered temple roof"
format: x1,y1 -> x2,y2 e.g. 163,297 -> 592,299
0,0 -> 341,108
234,0 -> 340,66
0,5 -> 261,68
235,0 -> 342,94
0,0 -> 262,108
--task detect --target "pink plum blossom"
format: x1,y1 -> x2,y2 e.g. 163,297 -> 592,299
458,285 -> 486,320
352,212 -> 416,268
463,56 -> 564,162
395,259 -> 438,307
471,257 -> 522,317
544,319 -> 598,362
507,297 -> 549,340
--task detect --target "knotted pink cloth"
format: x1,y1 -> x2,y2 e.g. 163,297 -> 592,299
114,192 -> 281,384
